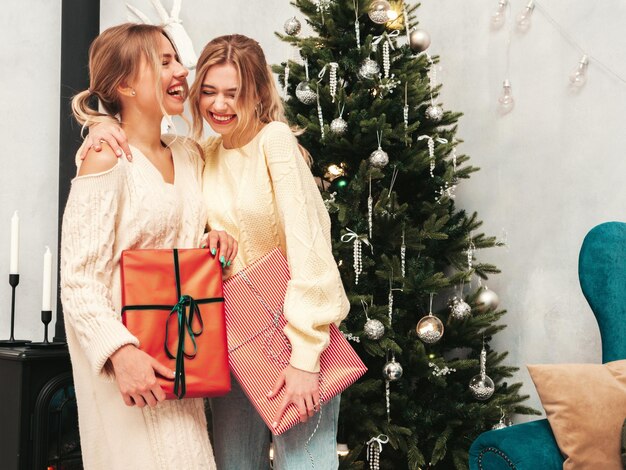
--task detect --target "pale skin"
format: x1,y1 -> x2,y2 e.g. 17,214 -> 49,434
85,62 -> 322,424
80,35 -> 237,408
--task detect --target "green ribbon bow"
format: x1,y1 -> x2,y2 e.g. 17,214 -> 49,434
165,294 -> 204,399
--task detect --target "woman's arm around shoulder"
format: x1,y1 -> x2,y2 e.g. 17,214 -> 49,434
77,144 -> 120,177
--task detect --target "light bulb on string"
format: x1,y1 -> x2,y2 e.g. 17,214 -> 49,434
497,79 -> 515,114
515,0 -> 534,33
491,0 -> 508,30
569,54 -> 589,89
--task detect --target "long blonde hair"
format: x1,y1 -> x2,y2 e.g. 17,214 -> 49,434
71,23 -> 169,127
189,34 -> 289,147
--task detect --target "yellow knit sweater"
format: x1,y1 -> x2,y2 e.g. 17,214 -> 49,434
201,121 -> 350,373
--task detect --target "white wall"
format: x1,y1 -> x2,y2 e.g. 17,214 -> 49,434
3,0 -> 624,420
0,1 -> 61,342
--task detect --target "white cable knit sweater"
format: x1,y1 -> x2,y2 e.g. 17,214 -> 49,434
201,122 -> 350,373
60,136 -> 216,470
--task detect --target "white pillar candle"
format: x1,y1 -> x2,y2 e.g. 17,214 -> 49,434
10,211 -> 19,274
42,246 -> 52,311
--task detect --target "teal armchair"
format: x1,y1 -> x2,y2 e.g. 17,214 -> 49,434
469,222 -> 626,469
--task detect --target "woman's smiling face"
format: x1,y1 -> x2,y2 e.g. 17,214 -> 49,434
199,63 -> 241,139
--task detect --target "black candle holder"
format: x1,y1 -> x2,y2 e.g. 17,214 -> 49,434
28,309 -> 65,348
0,274 -> 31,346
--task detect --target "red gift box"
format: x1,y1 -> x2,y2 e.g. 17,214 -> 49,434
120,248 -> 230,399
223,248 -> 367,435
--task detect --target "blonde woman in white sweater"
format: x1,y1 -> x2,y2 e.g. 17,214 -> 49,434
61,24 -> 236,469
85,34 -> 349,469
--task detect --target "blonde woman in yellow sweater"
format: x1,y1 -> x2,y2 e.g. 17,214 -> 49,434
85,34 -> 349,469
62,24 -> 236,469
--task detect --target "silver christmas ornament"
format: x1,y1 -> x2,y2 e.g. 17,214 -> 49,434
283,16 -> 302,36
382,359 -> 403,381
475,286 -> 500,313
425,105 -> 444,122
449,297 -> 472,320
369,147 -> 389,168
492,419 -> 508,430
295,81 -> 317,105
416,314 -> 444,344
358,58 -> 380,80
368,0 -> 393,24
409,28 -> 431,53
330,117 -> 348,136
364,318 -> 385,340
469,346 -> 495,400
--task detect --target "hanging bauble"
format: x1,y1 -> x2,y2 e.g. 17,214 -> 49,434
382,359 -> 403,381
492,418 -> 509,430
368,0 -> 393,24
331,175 -> 349,191
324,163 -> 346,182
364,318 -> 385,340
469,373 -> 495,400
330,117 -> 348,136
469,346 -> 495,400
475,286 -> 500,313
369,147 -> 389,168
283,16 -> 302,36
416,314 -> 444,344
449,297 -> 472,320
409,28 -> 431,53
425,104 -> 444,122
358,58 -> 380,80
295,82 -> 317,105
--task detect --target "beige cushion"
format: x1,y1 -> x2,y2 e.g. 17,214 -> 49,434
528,360 -> 626,470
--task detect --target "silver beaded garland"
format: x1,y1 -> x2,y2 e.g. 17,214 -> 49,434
283,16 -> 301,36
295,81 -> 317,105
316,94 -> 325,139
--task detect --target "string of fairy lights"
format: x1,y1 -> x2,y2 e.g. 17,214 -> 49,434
491,0 -> 626,114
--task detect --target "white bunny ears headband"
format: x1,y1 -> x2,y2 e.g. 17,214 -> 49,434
126,0 -> 198,69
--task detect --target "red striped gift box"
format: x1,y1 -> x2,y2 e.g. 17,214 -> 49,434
223,248 -> 367,435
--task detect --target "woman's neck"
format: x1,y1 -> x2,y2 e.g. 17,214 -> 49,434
120,112 -> 165,156
222,120 -> 265,150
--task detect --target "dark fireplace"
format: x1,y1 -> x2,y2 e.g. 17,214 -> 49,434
0,347 -> 81,469
0,1 -> 99,469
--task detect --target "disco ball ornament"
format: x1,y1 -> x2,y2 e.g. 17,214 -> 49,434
469,374 -> 495,400
368,0 -> 393,24
369,147 -> 389,168
358,58 -> 380,80
330,117 -> 348,136
425,105 -> 444,122
363,318 -> 385,340
295,81 -> 317,105
382,359 -> 403,381
283,17 -> 302,36
409,28 -> 431,53
475,286 -> 500,313
449,297 -> 472,320
416,314 -> 444,344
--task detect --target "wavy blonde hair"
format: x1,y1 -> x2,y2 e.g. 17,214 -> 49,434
189,34 -> 290,147
71,23 -> 171,128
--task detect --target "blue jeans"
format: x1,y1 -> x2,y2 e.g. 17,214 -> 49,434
210,376 -> 340,470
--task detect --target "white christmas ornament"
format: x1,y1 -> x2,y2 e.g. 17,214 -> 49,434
469,346 -> 495,400
283,16 -> 301,36
409,29 -> 431,53
359,58 -> 380,80
425,105 -> 444,122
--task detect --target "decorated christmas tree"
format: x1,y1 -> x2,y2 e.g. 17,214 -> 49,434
273,1 -> 538,469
